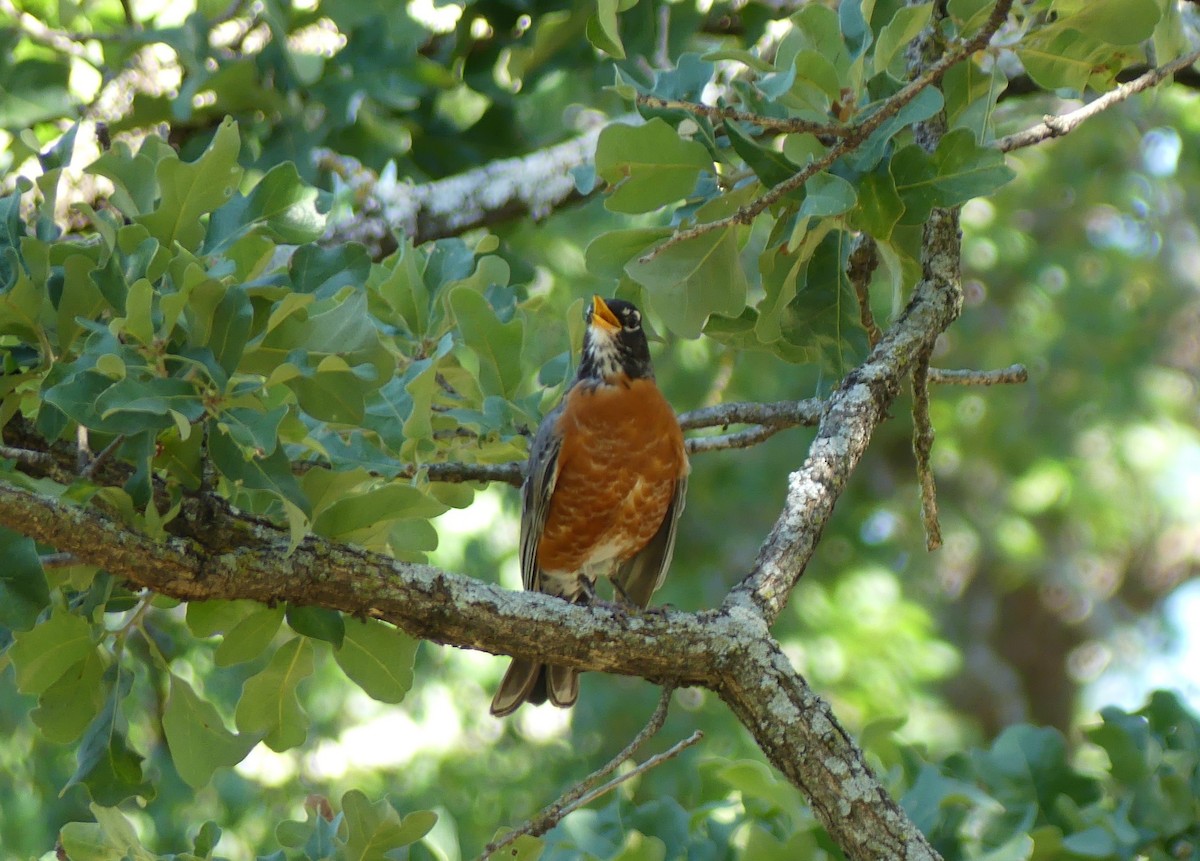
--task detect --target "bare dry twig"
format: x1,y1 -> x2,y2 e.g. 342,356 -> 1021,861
478,687 -> 701,860
928,364 -> 1027,385
995,47 -> 1200,153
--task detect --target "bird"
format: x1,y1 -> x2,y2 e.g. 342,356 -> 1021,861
489,295 -> 689,717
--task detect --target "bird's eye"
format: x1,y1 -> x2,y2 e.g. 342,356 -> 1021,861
624,310 -> 641,330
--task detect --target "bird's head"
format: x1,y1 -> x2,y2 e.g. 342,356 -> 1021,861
579,295 -> 653,383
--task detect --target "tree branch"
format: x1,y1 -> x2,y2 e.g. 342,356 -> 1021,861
480,687 -> 692,860
912,349 -> 942,551
995,47 -> 1200,153
639,0 -> 1015,261
319,114 -> 621,255
928,364 -> 1027,386
636,95 -> 852,137
0,449 -> 936,860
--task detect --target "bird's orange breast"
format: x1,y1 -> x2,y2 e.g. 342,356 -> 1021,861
536,377 -> 688,575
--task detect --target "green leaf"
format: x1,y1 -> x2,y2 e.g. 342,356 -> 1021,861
849,169 -> 904,239
215,604 -> 285,667
1087,706 -> 1156,783
205,161 -> 324,253
1016,28 -> 1112,93
0,525 -> 50,630
799,172 -> 857,218
724,121 -> 800,189
449,286 -> 525,398
209,285 -> 253,375
65,668 -> 154,804
585,228 -> 674,280
587,0 -> 626,59
625,226 -> 749,338
342,790 -> 437,861
873,3 -> 933,78
95,376 -> 206,432
9,608 -> 94,695
60,805 -> 153,861
334,618 -> 419,704
948,0 -> 993,28
235,637 -> 314,752
0,59 -> 75,128
312,483 -> 449,540
595,119 -> 712,214
137,116 -> 245,251
975,725 -> 1101,813
186,598 -> 263,637
89,137 -> 176,218
848,87 -> 943,173
31,648 -> 107,743
286,605 -> 345,647
289,243 -> 373,298
892,128 -> 1015,224
56,254 -> 107,354
1052,0 -> 1160,46
163,674 -> 260,789
209,425 -> 310,515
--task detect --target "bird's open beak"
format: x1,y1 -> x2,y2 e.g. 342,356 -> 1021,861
590,296 -> 621,334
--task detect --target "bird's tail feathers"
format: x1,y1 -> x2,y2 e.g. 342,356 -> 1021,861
490,658 -> 579,716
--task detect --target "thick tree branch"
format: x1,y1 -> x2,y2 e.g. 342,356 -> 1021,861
719,639 -> 939,860
319,115 -> 620,254
0,475 -> 937,859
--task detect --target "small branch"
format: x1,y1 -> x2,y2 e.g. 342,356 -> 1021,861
402,461 -> 523,487
688,424 -> 783,453
319,114 -> 625,255
636,95 -> 851,137
0,445 -> 55,469
928,364 -> 1027,385
847,234 -> 882,348
40,552 -> 81,569
911,350 -> 942,551
479,687 -> 685,859
677,398 -> 823,432
995,47 -> 1200,153
82,435 -> 125,480
640,0 -> 1015,261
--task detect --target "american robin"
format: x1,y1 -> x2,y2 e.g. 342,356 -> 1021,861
490,296 -> 689,717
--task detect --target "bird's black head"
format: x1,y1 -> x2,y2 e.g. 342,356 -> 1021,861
578,296 -> 653,382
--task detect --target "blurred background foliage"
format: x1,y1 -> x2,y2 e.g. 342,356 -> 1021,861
1,0 -> 1199,858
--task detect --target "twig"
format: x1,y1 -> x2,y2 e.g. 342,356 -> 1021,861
403,461 -> 524,487
639,0 -> 1015,262
928,364 -> 1027,385
847,234 -> 882,348
0,445 -> 55,469
995,47 -> 1200,153
39,552 -> 81,569
912,351 -> 941,551
677,398 -> 823,431
82,435 -> 125,480
688,424 -> 782,453
479,687 -> 700,860
636,95 -> 852,137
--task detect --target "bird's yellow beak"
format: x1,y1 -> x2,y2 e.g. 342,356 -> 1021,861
590,296 -> 621,334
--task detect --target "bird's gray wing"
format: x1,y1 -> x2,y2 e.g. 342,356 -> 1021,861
613,473 -> 687,608
520,399 -> 566,592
